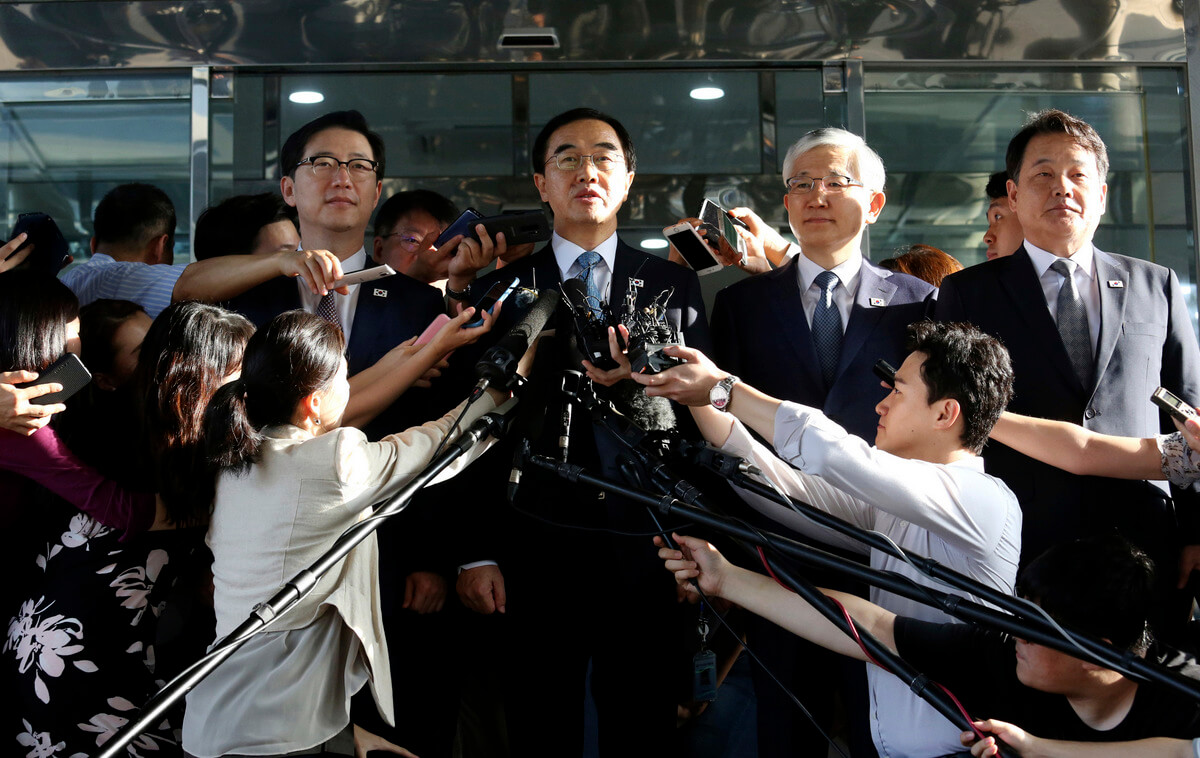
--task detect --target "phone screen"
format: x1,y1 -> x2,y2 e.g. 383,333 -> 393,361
665,225 -> 721,273
465,277 -> 519,326
699,199 -> 741,254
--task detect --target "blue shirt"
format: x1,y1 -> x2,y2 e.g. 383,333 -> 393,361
59,253 -> 186,318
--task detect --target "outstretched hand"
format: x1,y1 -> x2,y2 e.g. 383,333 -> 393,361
654,533 -> 731,601
960,719 -> 1033,757
0,370 -> 67,435
629,345 -> 726,406
581,324 -> 632,386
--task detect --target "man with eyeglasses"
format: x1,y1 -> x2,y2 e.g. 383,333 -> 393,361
372,189 -> 460,287
447,107 -> 710,756
705,127 -> 936,758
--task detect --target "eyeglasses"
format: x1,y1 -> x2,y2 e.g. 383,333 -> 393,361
544,151 -> 624,172
785,173 -> 863,194
380,232 -> 423,250
295,155 -> 380,181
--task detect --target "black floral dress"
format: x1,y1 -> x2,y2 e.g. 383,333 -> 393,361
4,497 -> 199,758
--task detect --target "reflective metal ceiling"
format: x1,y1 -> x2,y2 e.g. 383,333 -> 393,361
0,0 -> 1187,71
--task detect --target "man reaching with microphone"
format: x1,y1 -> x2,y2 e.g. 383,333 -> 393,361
631,319 -> 1023,757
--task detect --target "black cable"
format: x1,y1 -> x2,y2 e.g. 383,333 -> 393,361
430,394 -> 478,460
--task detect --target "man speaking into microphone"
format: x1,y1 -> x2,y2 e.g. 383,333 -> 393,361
447,107 -> 710,755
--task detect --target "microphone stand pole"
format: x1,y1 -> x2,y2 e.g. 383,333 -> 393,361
524,449 -> 1200,705
99,407 -> 513,758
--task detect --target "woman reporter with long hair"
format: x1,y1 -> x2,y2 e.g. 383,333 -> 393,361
182,306 -> 513,758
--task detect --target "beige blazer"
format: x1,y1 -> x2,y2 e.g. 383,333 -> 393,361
206,393 -> 498,723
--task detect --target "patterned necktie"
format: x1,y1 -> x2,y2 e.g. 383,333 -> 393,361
812,270 -> 843,387
1050,258 -> 1093,386
575,250 -> 604,318
316,291 -> 343,332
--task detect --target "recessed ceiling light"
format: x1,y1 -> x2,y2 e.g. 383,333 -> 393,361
289,91 -> 325,105
689,86 -> 725,101
642,238 -> 669,250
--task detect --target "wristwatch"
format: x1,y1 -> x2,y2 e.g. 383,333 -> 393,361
709,374 -> 739,412
446,283 -> 472,301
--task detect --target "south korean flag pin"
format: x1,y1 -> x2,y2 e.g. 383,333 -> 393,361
869,296 -> 886,307
1107,280 -> 1124,289
630,278 -> 644,288
374,288 -> 388,297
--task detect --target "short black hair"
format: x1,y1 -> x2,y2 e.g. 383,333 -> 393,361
79,299 -> 146,377
280,110 -> 386,179
93,183 -> 176,249
531,107 -> 636,175
904,320 -> 1014,454
193,193 -> 298,260
1005,109 -> 1109,183
1017,534 -> 1154,655
986,171 -> 1008,201
374,190 -> 460,237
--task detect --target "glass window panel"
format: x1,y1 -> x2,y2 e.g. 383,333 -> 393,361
0,73 -> 191,261
528,71 -> 760,175
776,69 -> 841,174
276,73 -> 513,177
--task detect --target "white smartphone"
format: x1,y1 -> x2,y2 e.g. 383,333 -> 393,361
664,222 -> 723,276
332,263 -> 395,289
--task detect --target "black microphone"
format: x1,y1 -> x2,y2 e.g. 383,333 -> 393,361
561,278 -> 617,368
472,288 -> 560,399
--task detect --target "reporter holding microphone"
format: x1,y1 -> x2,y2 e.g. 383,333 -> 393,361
181,305 -> 519,758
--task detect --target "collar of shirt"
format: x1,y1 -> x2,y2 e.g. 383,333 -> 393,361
1024,239 -> 1096,281
553,231 -> 619,281
296,246 -> 367,345
794,248 -> 863,295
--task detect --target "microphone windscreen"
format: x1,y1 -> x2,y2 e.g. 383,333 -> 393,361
560,277 -> 591,314
613,381 -> 678,433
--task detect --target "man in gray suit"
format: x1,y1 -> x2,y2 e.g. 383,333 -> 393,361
937,110 -> 1200,634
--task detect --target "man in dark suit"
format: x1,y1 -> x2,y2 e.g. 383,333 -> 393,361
709,127 -> 934,758
446,108 -> 709,756
225,110 -> 462,758
936,109 -> 1200,632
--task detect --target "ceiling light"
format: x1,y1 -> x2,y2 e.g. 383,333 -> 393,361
289,90 -> 325,105
689,86 -> 725,101
642,238 -> 669,250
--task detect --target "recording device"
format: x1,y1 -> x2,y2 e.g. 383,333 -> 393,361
7,212 -> 71,275
434,207 -> 484,248
331,263 -> 395,289
472,288 -> 560,397
560,277 -> 684,375
1152,386 -> 1199,425
698,198 -> 748,257
663,222 -> 723,276
17,353 -> 91,405
465,277 -> 519,328
874,358 -> 897,387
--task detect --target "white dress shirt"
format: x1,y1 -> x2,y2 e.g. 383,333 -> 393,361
719,403 -> 1022,758
1025,240 -> 1101,353
794,249 -> 863,333
552,231 -> 619,300
296,247 -> 367,344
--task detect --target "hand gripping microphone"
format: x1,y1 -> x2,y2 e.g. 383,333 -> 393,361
471,287 -> 560,399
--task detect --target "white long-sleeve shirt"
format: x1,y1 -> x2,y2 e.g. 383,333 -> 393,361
719,401 -> 1022,758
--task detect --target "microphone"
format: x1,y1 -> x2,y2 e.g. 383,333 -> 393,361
472,288 -> 560,399
561,278 -> 618,369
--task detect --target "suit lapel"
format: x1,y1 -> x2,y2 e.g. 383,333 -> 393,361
768,257 -> 825,391
1091,248 -> 1127,395
837,264 -> 897,380
1002,246 -> 1086,393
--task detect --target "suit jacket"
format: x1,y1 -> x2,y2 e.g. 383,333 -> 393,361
711,255 -> 936,441
448,238 -> 712,573
936,245 -> 1200,562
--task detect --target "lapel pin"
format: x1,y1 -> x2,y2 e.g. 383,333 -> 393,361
869,297 -> 886,307
374,288 -> 388,297
630,277 -> 644,288
1107,280 -> 1124,289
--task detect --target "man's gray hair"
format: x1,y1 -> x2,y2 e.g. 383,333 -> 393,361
782,127 -> 886,193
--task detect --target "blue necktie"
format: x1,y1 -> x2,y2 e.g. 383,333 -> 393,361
812,270 -> 843,386
575,250 -> 604,318
315,291 -> 343,333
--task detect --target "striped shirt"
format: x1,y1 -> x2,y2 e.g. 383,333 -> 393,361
59,253 -> 186,318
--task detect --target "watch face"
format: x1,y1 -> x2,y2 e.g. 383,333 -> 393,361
712,394 -> 730,410
710,383 -> 731,410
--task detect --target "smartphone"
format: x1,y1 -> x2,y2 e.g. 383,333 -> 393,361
7,212 -> 71,275
477,210 -> 551,247
1152,387 -> 1199,425
874,359 -> 898,387
465,277 -> 519,328
664,222 -> 723,276
435,207 -> 484,249
331,264 -> 395,289
17,353 -> 92,405
698,198 -> 746,256
414,313 -> 452,346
